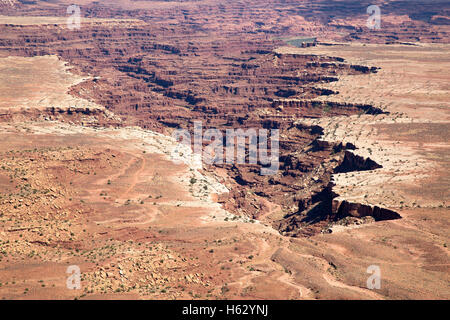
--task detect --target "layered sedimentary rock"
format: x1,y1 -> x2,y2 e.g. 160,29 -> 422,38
332,200 -> 402,221
1,0 -> 443,235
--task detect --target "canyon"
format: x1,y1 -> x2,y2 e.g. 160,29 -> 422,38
0,0 -> 448,300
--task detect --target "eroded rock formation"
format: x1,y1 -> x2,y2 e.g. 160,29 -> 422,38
0,0 -> 436,236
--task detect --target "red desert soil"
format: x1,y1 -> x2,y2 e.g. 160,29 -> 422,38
0,0 -> 448,300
